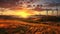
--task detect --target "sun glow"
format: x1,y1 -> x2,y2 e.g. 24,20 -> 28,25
0,8 -> 40,18
15,10 -> 32,18
13,9 -> 38,18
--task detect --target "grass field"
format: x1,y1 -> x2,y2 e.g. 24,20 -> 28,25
0,15 -> 60,34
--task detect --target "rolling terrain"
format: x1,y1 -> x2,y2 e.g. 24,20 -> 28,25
0,15 -> 60,34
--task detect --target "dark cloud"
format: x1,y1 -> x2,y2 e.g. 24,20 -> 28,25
0,0 -> 60,9
0,0 -> 19,2
45,3 -> 60,7
0,0 -> 19,8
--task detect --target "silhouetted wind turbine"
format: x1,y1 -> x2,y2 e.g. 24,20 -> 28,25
44,1 -> 60,16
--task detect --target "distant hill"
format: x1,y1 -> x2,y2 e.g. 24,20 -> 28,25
0,15 -> 60,23
20,15 -> 60,23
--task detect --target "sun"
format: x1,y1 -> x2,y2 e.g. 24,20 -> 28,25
14,9 -> 33,18
16,11 -> 31,18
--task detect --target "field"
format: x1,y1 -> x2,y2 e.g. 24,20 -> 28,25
0,15 -> 60,34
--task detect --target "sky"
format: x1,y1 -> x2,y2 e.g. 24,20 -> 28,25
0,0 -> 60,8
0,0 -> 60,16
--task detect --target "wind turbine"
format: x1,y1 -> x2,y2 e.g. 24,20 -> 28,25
44,1 -> 59,16
51,1 -> 59,16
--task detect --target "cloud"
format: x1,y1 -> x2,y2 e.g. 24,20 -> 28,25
45,3 -> 60,7
0,0 -> 19,8
0,0 -> 60,9
44,0 -> 60,7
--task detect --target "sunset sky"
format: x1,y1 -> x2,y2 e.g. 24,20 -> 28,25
0,0 -> 60,18
0,0 -> 60,8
